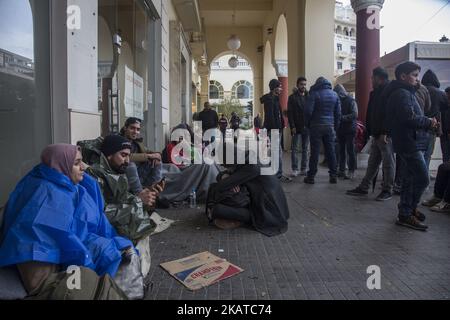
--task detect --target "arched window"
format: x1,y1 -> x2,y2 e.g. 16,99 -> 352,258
343,27 -> 349,36
232,80 -> 253,99
350,28 -> 356,37
209,80 -> 224,99
336,25 -> 343,35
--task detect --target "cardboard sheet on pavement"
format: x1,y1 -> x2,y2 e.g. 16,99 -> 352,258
160,251 -> 244,291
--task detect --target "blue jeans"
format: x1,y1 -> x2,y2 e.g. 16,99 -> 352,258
397,151 -> 430,219
308,126 -> 337,178
337,133 -> 357,173
126,161 -> 163,194
291,131 -> 309,171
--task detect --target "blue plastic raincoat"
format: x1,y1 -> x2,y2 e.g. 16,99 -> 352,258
0,164 -> 133,277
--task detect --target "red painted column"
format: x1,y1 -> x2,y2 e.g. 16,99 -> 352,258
352,1 -> 384,122
278,76 -> 289,127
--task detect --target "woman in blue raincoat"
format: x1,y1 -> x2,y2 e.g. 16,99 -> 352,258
0,144 -> 134,298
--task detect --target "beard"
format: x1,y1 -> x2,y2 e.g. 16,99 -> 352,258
111,162 -> 129,174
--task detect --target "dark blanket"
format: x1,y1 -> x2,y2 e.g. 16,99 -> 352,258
207,165 -> 290,236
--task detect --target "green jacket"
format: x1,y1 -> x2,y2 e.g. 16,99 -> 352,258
78,138 -> 155,243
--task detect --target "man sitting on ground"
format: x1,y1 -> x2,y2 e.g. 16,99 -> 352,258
120,117 -> 167,208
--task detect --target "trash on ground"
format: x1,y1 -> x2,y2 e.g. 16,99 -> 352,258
160,251 -> 244,291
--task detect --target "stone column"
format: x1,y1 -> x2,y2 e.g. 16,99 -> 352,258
197,63 -> 210,111
275,60 -> 289,127
351,0 -> 384,122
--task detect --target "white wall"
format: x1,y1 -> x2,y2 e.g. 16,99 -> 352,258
67,0 -> 98,114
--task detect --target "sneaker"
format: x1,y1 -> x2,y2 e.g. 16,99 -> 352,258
430,201 -> 450,213
396,216 -> 428,231
376,191 -> 393,202
337,172 -> 346,179
330,177 -> 338,184
279,175 -> 293,183
422,196 -> 442,207
346,187 -> 368,196
413,209 -> 426,222
291,170 -> 300,177
304,177 -> 315,184
346,171 -> 355,180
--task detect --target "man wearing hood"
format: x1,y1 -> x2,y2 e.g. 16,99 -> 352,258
385,62 -> 438,231
304,77 -> 341,184
334,84 -> 358,180
422,70 -> 449,165
347,67 -> 395,201
288,76 -> 309,177
260,79 -> 292,183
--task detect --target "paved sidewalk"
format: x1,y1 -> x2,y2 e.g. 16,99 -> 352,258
145,158 -> 450,300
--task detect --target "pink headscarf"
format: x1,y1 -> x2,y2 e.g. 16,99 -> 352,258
40,144 -> 80,178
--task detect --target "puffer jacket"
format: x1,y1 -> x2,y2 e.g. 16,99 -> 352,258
385,80 -> 432,154
305,78 -> 341,129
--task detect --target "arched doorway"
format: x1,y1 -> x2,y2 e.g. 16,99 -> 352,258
209,52 -> 255,129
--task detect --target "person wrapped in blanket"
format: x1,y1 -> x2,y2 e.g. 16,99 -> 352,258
205,149 -> 290,237
0,144 -> 137,300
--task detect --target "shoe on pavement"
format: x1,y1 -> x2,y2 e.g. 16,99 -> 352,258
396,216 -> 428,231
376,191 -> 393,202
300,170 -> 307,176
422,196 -> 442,207
337,172 -> 346,179
346,187 -> 368,196
291,170 -> 300,177
330,177 -> 338,184
279,175 -> 293,183
430,201 -> 450,213
304,177 -> 315,184
345,171 -> 355,180
413,209 -> 426,222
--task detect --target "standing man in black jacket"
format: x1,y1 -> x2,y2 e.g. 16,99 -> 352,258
347,67 -> 395,201
288,77 -> 309,177
260,79 -> 291,183
385,62 -> 438,231
334,84 -> 358,180
198,102 -> 219,144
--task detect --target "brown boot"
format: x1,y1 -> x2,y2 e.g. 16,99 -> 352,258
213,219 -> 242,230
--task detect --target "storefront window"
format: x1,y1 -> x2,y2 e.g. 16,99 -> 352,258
0,0 -> 51,206
98,0 -> 150,134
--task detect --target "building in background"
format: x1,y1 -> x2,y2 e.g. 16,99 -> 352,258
334,1 -> 356,78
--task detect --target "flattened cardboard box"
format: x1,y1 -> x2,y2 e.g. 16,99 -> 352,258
160,251 -> 244,291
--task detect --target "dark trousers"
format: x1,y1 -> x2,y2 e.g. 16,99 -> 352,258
337,132 -> 357,173
434,162 -> 450,202
440,134 -> 450,163
308,126 -> 337,178
397,151 -> 430,218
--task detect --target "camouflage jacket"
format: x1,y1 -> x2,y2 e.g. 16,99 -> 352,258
78,138 -> 155,242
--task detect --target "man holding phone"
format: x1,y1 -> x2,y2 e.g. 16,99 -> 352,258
120,117 -> 167,208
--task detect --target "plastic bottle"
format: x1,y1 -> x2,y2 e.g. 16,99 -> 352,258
189,189 -> 197,209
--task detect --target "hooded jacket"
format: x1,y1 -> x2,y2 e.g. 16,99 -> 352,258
385,80 -> 432,153
304,78 -> 341,129
366,81 -> 390,138
260,93 -> 284,130
422,70 -> 449,133
334,84 -> 358,135
287,87 -> 308,133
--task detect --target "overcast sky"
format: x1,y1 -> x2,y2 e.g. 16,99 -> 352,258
341,0 -> 450,55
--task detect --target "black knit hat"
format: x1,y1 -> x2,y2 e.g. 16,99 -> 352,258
101,135 -> 132,157
269,79 -> 281,91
